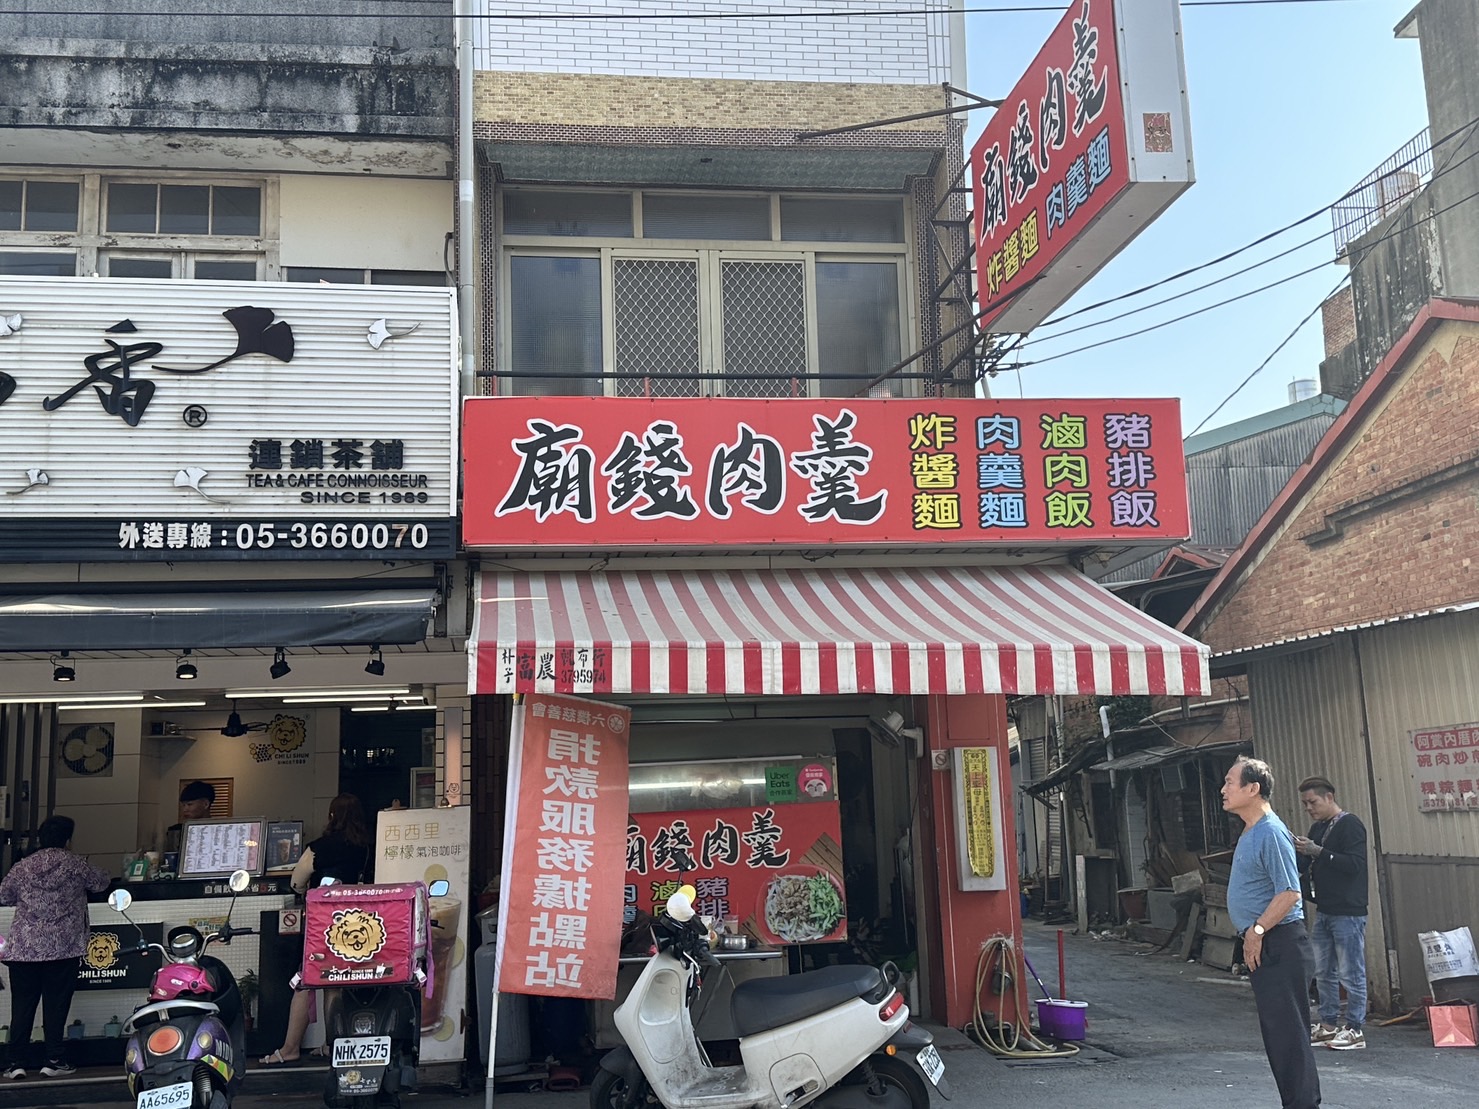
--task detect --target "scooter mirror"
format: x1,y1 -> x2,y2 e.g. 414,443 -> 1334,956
666,889 -> 696,922
228,869 -> 251,893
319,877 -> 339,886
428,879 -> 450,896
109,889 -> 134,913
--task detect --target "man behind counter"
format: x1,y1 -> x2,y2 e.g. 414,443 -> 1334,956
163,780 -> 216,855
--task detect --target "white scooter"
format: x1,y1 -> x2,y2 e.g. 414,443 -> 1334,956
593,888 -> 948,1109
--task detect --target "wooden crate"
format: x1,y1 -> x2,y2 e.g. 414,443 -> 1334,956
1202,882 -> 1228,909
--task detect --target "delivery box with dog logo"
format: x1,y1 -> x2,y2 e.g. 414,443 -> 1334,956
301,882 -> 430,988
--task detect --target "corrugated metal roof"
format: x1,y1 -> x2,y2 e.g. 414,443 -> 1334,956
1213,600 -> 1479,659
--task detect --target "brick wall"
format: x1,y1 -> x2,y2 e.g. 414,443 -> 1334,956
472,0 -> 949,85
474,70 -> 945,133
1202,321 -> 1479,652
1321,286 -> 1356,359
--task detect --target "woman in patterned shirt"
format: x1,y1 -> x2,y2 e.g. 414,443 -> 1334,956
0,815 -> 111,1080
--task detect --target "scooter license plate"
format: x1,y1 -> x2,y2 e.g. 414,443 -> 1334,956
137,1082 -> 195,1109
915,1044 -> 945,1087
333,1036 -> 392,1068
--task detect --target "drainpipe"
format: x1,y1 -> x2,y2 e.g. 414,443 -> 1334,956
455,0 -> 478,398
1351,633 -> 1401,1010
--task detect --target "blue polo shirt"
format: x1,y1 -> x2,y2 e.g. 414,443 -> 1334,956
1228,810 -> 1304,934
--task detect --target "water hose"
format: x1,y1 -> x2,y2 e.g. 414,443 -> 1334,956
969,935 -> 1080,1058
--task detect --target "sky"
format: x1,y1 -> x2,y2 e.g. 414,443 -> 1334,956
961,0 -> 1431,436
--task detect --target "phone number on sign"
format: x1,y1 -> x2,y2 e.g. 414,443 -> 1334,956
230,521 -> 432,551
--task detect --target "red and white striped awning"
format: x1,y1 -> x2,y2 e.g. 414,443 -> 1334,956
469,565 -> 1210,698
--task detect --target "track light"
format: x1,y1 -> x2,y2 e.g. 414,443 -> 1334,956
176,649 -> 197,681
269,648 -> 291,681
52,650 -> 75,683
365,645 -> 385,677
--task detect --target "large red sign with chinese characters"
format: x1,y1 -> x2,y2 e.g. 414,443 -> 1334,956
495,695 -> 631,999
462,396 -> 1189,547
626,801 -> 847,946
972,0 -> 1129,330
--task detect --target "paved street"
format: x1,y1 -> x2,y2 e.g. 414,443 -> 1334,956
13,920 -> 1472,1109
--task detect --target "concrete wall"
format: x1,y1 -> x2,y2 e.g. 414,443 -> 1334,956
472,0 -> 952,85
1,1 -> 453,138
279,176 -> 453,271
1346,192 -> 1445,384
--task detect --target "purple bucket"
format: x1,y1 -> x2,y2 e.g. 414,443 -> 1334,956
1035,998 -> 1088,1041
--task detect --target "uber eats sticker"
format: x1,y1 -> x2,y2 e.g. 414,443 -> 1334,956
79,923 -> 162,990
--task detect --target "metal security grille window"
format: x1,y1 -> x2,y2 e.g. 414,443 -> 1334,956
502,188 -> 909,399
0,174 -> 273,280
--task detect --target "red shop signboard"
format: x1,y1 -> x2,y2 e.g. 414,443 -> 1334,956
463,396 -> 1189,549
494,694 -> 631,999
626,798 -> 847,946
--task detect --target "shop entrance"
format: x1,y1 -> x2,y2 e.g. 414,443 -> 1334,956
338,708 -> 436,815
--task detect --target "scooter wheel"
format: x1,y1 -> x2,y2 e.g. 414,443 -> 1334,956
864,1055 -> 932,1109
590,1067 -> 652,1109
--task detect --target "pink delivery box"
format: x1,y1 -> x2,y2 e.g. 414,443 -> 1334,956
301,882 -> 430,988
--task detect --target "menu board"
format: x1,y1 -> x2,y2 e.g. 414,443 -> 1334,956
180,818 -> 266,878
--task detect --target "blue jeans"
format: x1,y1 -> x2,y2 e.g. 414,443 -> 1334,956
1312,911 -> 1367,1029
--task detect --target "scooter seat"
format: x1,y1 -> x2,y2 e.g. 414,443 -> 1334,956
730,964 -> 885,1038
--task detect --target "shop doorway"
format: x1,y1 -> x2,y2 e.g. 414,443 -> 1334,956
338,708 -> 435,816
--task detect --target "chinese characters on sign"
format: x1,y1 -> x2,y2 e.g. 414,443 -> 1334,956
972,0 -> 1127,327
625,801 -> 846,945
1407,724 -> 1479,812
496,695 -> 631,1000
463,397 -> 1189,548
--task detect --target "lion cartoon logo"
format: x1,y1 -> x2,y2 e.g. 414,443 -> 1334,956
325,908 -> 388,963
267,714 -> 307,754
85,931 -> 122,971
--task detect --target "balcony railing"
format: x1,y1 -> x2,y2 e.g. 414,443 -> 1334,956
1331,127 -> 1431,257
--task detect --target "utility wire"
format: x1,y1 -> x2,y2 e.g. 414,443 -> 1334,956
1005,176 -> 1479,371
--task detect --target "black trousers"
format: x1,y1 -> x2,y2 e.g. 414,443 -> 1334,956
3,958 -> 81,1067
1249,923 -> 1321,1109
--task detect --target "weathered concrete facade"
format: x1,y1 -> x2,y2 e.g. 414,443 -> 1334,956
0,0 -> 453,140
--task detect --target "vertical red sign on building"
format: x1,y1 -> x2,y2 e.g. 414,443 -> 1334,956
971,0 -> 1129,327
494,694 -> 631,999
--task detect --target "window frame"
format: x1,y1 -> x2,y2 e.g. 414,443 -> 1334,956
499,187 -> 916,399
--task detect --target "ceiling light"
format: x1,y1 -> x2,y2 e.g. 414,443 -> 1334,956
0,693 -> 145,706
52,651 -> 75,683
58,699 -> 206,712
365,645 -> 385,677
176,649 -> 197,681
351,705 -> 392,713
226,687 -> 410,700
269,648 -> 291,681
281,693 -> 398,705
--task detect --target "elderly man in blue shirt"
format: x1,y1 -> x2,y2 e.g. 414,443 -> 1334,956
1223,757 -> 1321,1109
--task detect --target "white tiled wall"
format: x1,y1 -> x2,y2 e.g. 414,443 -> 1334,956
474,0 -> 953,84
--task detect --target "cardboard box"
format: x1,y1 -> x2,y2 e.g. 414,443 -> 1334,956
1428,1000 -> 1478,1048
302,882 -> 429,988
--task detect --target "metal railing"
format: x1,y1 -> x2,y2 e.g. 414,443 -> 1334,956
1332,127 -> 1431,256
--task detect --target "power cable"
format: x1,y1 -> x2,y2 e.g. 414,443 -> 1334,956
1002,175 -> 1479,371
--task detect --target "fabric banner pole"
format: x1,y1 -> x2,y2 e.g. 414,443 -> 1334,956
485,697 -> 527,1109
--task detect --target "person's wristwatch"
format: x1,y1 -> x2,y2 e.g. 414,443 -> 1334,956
1252,923 -> 1266,937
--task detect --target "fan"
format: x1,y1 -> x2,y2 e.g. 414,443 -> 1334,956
220,703 -> 271,738
868,710 -> 925,755
60,724 -> 115,776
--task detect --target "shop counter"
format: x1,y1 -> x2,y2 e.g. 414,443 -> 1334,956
0,886 -> 297,1065
591,948 -> 787,1048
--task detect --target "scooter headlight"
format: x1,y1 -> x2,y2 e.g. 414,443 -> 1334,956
353,1013 -> 376,1035
147,1025 -> 184,1056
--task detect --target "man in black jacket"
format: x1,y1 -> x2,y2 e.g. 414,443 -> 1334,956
1296,776 -> 1369,1052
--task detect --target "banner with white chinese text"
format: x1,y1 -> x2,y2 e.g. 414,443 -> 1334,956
463,396 -> 1189,548
495,695 -> 631,999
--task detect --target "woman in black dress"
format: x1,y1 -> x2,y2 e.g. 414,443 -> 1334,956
261,793 -> 372,1064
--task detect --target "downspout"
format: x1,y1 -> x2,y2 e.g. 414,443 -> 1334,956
455,0 -> 478,398
1351,633 -> 1401,1009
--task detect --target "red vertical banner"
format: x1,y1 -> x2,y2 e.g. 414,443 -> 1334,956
494,694 -> 631,999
